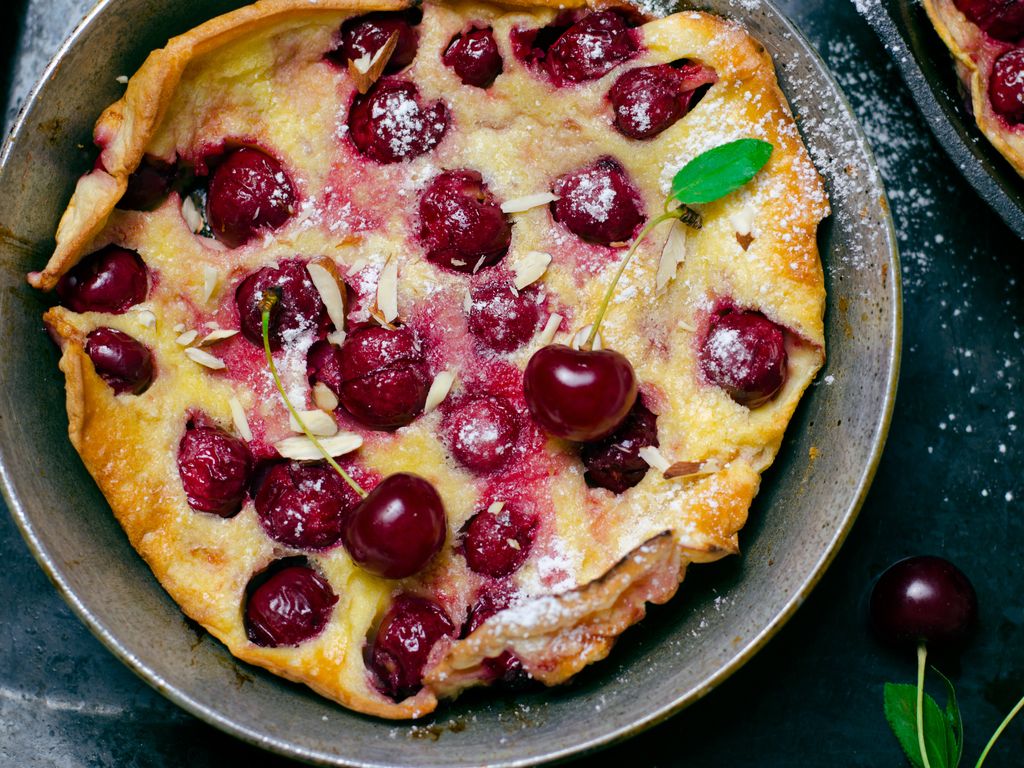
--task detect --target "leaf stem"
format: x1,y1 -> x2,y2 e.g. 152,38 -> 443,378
974,692 -> 1024,768
917,642 -> 934,768
260,295 -> 367,499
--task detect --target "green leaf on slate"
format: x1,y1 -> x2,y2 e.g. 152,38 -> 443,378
884,682 -> 954,768
669,138 -> 773,205
932,667 -> 964,768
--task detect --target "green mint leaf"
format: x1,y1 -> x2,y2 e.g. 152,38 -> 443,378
883,683 -> 953,768
669,138 -> 773,205
932,667 -> 964,768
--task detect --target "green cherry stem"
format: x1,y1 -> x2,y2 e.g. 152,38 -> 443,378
916,643 -> 934,768
975,692 -> 1024,768
259,293 -> 367,499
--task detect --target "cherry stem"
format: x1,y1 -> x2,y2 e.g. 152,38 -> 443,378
974,691 -> 1024,768
916,642 -> 934,768
259,294 -> 367,499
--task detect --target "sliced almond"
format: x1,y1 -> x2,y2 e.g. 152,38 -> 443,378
512,250 -> 552,290
376,254 -> 399,323
134,309 -> 156,329
423,370 -> 455,414
181,196 -> 204,234
307,262 -> 347,332
172,322 -> 186,333
115,75 -> 129,84
274,432 -> 363,461
507,538 -> 522,550
571,325 -> 603,351
199,329 -> 239,346
487,500 -> 505,515
327,329 -> 347,347
537,313 -> 563,346
664,459 -> 720,480
656,220 -> 687,293
228,396 -> 253,442
312,382 -> 339,412
347,258 -> 369,276
176,329 -> 198,346
348,31 -> 398,94
184,347 -> 226,370
638,446 -> 671,473
730,202 -> 756,237
501,192 -> 559,214
289,409 -> 338,437
201,265 -> 219,304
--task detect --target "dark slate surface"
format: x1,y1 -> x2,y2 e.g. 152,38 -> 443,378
2,1 -> 1022,766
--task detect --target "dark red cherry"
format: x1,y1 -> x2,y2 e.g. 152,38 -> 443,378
418,169 -> 512,273
56,247 -> 148,314
370,594 -> 455,700
870,556 -> 978,651
608,62 -> 717,140
524,344 -> 638,441
443,27 -> 503,87
546,10 -> 639,85
337,11 -> 419,73
990,48 -> 1024,123
462,584 -> 529,686
341,473 -> 446,579
699,309 -> 788,408
954,0 -> 1024,41
552,157 -> 645,246
581,400 -> 658,493
442,395 -> 520,473
255,462 -> 360,550
118,157 -> 175,211
461,503 -> 538,577
336,325 -> 430,430
245,564 -> 337,647
177,423 -> 253,517
467,277 -> 542,353
206,148 -> 295,247
235,258 -> 330,350
84,327 -> 154,395
347,79 -> 450,164
306,338 -> 345,396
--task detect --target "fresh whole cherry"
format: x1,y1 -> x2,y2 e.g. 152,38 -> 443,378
341,473 -> 447,579
545,9 -> 639,85
989,48 -> 1024,124
370,594 -> 455,700
177,422 -> 253,517
460,502 -> 538,577
442,27 -> 503,87
551,157 -> 646,246
245,563 -> 337,647
524,344 -> 638,441
442,395 -> 520,473
206,147 -> 295,247
467,277 -> 542,353
581,399 -> 658,493
347,79 -> 450,164
235,258 -> 331,350
84,327 -> 154,395
608,63 -> 716,140
56,247 -> 148,314
954,0 -> 1024,41
337,11 -> 419,73
699,309 -> 788,407
255,462 -> 360,550
118,156 -> 176,211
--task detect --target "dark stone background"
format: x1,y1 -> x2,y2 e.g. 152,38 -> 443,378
2,1 -> 1022,766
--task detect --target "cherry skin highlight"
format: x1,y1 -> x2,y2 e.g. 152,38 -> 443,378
341,473 -> 447,579
235,258 -> 331,350
255,462 -> 361,550
545,9 -> 639,85
348,79 -> 450,164
370,594 -> 455,700
337,11 -> 419,73
56,247 -> 148,314
551,157 -> 646,246
177,423 -> 254,517
990,48 -> 1024,123
581,400 -> 658,493
699,309 -> 788,408
245,564 -> 337,647
442,395 -> 520,473
524,344 -> 638,442
443,27 -> 503,87
206,147 -> 295,247
85,327 -> 154,395
461,503 -> 538,577
467,277 -> 542,353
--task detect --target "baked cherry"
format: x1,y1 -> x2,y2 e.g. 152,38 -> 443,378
546,9 -> 639,85
84,327 -> 154,395
467,277 -> 542,353
418,169 -> 512,273
461,503 -> 538,577
56,247 -> 148,314
551,157 -> 646,246
235,258 -> 330,350
462,584 -> 529,685
954,0 -> 1024,41
347,79 -> 450,164
177,423 -> 253,517
699,309 -> 788,407
337,11 -> 419,73
341,473 -> 446,579
989,48 -> 1024,124
524,344 -> 638,441
255,462 -> 360,550
370,594 -> 454,700
443,27 -> 503,87
335,325 -> 430,430
245,563 -> 337,647
206,148 -> 295,247
608,62 -> 717,140
581,399 -> 658,493
870,556 -> 978,651
306,338 -> 345,398
118,157 -> 176,211
442,395 -> 520,473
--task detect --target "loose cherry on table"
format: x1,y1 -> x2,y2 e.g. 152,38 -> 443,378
235,258 -> 331,350
442,395 -> 521,473
206,147 -> 296,247
461,502 -> 538,578
245,563 -> 338,647
370,594 -> 455,700
581,399 -> 658,493
442,27 -> 503,87
255,462 -> 361,550
699,309 -> 788,408
551,156 -> 646,246
336,10 -> 420,73
56,246 -> 148,314
953,0 -> 1024,41
608,62 -> 717,140
467,276 -> 543,353
989,48 -> 1024,124
84,327 -> 154,395
347,79 -> 450,164
176,422 -> 254,517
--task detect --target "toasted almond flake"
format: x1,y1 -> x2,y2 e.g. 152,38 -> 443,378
451,258 -> 467,267
376,255 -> 399,323
307,262 -> 347,331
176,329 -> 198,346
173,322 -> 186,333
289,409 -> 338,437
200,265 -> 219,303
424,370 -> 455,414
274,432 -> 362,461
115,75 -> 129,84
181,196 -> 204,234
678,319 -> 697,333
199,329 -> 239,346
500,192 -> 559,214
228,396 -> 253,442
638,446 -> 671,473
487,501 -> 506,515
184,347 -> 226,370
512,250 -> 552,290
347,258 -> 368,276
462,290 -> 472,314
134,309 -> 156,329
313,382 -> 339,412
664,459 -> 720,480
537,313 -> 563,346
730,202 -> 756,236
656,220 -> 687,293
507,538 -> 521,550
472,256 -> 487,274
571,325 -> 602,351
348,31 -> 398,94
327,329 -> 347,346
205,320 -> 221,329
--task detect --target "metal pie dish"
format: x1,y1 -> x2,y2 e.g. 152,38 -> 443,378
864,0 -> 1024,239
0,0 -> 900,765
